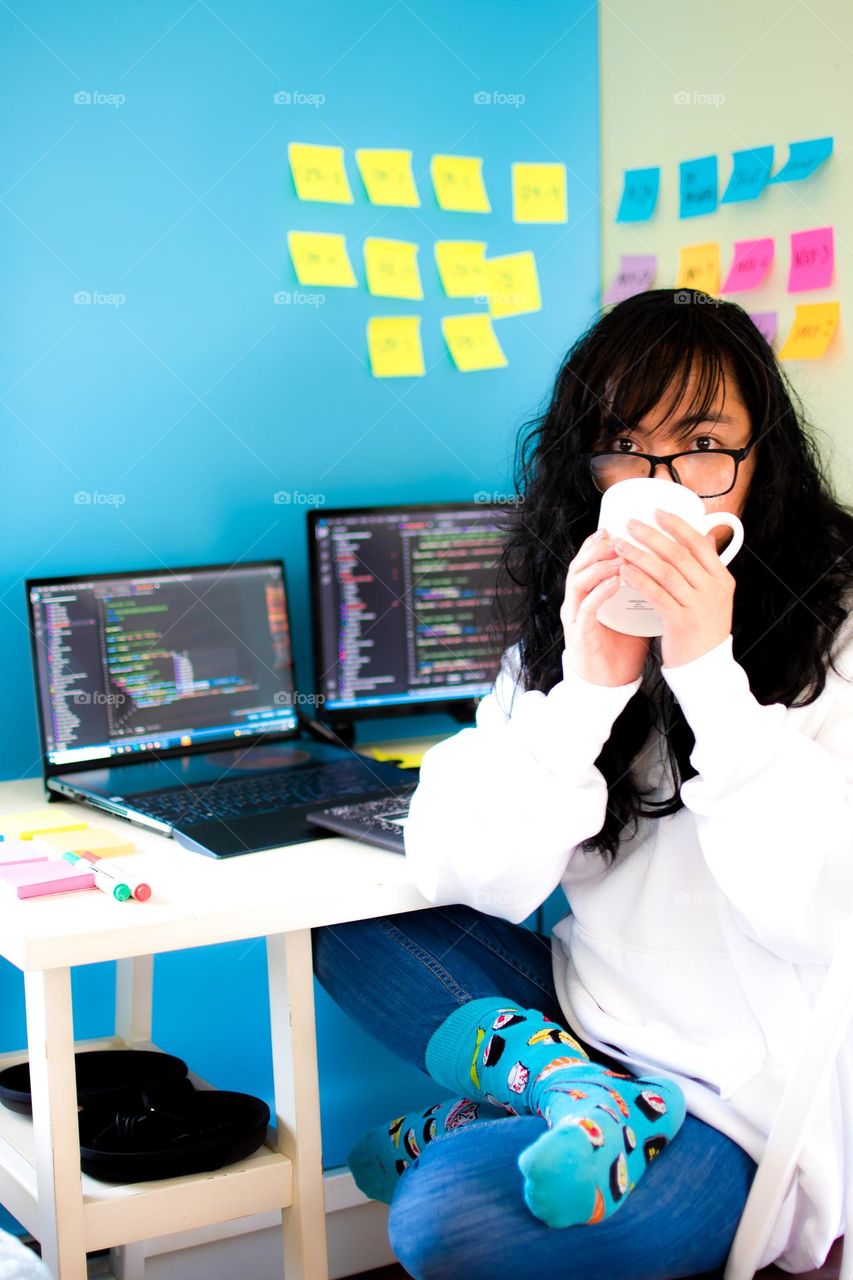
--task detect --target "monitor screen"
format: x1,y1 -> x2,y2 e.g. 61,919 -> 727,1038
308,503 -> 520,716
27,561 -> 299,770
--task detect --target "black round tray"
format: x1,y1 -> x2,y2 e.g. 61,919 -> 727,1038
78,1089 -> 271,1182
0,1050 -> 188,1116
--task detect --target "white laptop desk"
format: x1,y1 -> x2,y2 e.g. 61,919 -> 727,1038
0,778 -> 430,1280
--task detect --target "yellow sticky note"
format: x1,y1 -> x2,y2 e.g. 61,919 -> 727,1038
779,302 -> 840,360
363,238 -> 423,300
486,251 -> 541,319
430,155 -> 491,213
33,828 -> 136,859
434,241 -> 488,299
355,148 -> 420,207
0,811 -> 89,840
512,162 -> 568,223
676,243 -> 721,296
287,231 -> 357,287
367,316 -> 425,377
441,314 -> 508,372
288,142 -> 353,204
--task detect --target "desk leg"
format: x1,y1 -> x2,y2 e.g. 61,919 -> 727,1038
267,931 -> 329,1280
24,967 -> 87,1280
115,955 -> 154,1045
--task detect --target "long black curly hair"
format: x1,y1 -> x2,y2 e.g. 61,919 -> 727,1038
495,288 -> 853,862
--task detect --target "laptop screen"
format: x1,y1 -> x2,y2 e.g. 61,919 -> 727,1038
27,561 -> 299,770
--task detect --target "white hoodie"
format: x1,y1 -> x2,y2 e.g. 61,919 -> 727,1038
404,620 -> 853,1272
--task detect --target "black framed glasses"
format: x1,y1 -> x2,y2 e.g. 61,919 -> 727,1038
586,441 -> 755,499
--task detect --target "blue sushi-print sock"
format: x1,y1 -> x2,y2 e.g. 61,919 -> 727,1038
425,997 -> 686,1229
347,1096 -> 506,1204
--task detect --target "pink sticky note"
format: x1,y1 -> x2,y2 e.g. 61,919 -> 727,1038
0,861 -> 94,899
788,227 -> 834,292
721,238 -> 774,293
0,839 -> 49,867
748,311 -> 778,346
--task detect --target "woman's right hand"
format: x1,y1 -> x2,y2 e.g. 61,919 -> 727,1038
561,531 -> 650,687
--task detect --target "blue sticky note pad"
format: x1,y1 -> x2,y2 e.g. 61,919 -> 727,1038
616,167 -> 660,222
721,147 -> 774,204
680,156 -> 718,218
770,136 -> 833,184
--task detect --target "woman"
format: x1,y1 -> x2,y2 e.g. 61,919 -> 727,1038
313,288 -> 853,1279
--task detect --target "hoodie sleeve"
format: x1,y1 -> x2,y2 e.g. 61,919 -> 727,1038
403,647 -> 641,924
661,626 -> 853,964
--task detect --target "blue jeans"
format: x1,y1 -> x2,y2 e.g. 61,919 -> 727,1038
312,905 -> 756,1280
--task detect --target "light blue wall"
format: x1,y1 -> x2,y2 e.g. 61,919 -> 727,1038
0,0 -> 599,1218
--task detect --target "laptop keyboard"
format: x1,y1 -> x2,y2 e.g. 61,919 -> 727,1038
127,758 -> 392,826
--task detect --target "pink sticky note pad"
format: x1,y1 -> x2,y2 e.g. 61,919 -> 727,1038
0,839 -> 50,867
788,227 -> 834,292
721,238 -> 774,293
0,862 -> 95,899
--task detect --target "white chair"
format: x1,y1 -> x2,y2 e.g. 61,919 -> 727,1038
723,919 -> 853,1280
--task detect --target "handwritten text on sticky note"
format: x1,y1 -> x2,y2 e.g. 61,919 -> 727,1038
367,316 -> 425,377
288,143 -> 353,204
679,156 -> 718,219
355,149 -> 420,207
441,314 -> 508,372
779,302 -> 840,360
676,243 -> 721,296
604,254 -> 657,304
616,168 -> 660,222
721,238 -> 774,293
788,227 -> 834,292
512,162 -> 567,223
430,155 -> 491,213
434,241 -> 488,298
486,251 -> 541,319
363,238 -> 423,300
287,231 -> 357,287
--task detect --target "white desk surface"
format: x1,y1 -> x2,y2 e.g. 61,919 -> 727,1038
0,779 -> 430,972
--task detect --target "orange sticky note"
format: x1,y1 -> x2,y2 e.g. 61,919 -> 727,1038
778,302 -> 840,360
676,243 -> 721,296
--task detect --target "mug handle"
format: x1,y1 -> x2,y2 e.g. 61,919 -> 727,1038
697,512 -> 744,566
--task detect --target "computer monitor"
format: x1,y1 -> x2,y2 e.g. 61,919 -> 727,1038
27,561 -> 300,775
307,502 -> 521,722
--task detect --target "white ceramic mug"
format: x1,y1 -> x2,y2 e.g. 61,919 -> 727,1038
595,477 -> 744,637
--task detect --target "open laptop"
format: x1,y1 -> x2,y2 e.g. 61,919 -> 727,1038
26,561 -> 410,857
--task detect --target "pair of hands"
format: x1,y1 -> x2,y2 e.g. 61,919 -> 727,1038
561,511 -> 736,686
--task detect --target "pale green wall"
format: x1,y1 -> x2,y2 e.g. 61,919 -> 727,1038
600,0 -> 853,501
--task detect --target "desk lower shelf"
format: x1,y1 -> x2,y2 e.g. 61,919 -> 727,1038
0,1038 -> 293,1252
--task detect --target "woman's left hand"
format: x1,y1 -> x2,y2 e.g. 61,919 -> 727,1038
613,510 -> 736,667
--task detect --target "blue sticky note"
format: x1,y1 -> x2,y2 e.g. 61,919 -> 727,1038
721,147 -> 774,204
616,167 -> 660,222
769,137 -> 833,184
679,156 -> 718,218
